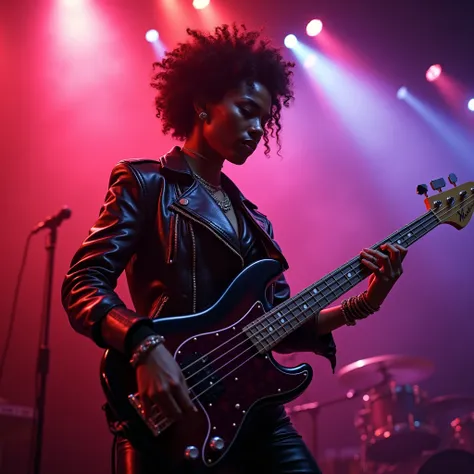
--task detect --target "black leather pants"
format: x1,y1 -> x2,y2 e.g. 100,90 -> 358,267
112,406 -> 322,474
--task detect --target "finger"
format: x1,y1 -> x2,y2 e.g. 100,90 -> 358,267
382,243 -> 406,277
393,243 -> 408,261
153,388 -> 182,421
381,243 -> 401,267
141,394 -> 155,421
360,257 -> 383,275
363,247 -> 392,274
173,381 -> 198,414
360,250 -> 378,266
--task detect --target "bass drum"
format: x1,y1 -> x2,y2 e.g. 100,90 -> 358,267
417,449 -> 474,474
355,383 -> 440,464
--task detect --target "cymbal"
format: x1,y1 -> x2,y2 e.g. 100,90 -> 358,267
337,354 -> 434,389
426,394 -> 474,415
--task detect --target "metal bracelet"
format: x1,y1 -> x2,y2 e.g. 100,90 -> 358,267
341,299 -> 357,326
129,334 -> 166,368
351,296 -> 371,320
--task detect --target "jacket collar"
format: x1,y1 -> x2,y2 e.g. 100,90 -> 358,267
160,146 -> 259,210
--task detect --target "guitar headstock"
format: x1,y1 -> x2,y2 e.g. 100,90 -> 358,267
417,174 -> 474,229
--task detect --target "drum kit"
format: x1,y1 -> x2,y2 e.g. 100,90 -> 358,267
288,354 -> 474,474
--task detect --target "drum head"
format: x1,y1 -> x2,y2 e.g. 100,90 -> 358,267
417,449 -> 474,474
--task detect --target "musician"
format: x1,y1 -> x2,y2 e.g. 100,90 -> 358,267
61,24 -> 407,474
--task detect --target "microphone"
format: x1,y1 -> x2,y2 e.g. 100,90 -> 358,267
31,206 -> 72,234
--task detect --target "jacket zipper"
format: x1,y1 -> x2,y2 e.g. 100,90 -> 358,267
170,205 -> 244,268
188,221 -> 197,313
151,294 -> 169,319
167,214 -> 179,264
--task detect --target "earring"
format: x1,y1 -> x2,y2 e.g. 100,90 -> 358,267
198,111 -> 208,121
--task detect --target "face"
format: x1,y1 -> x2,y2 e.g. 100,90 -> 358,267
200,81 -> 272,165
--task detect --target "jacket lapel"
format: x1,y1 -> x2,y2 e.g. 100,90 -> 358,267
172,182 -> 241,253
160,146 -> 287,267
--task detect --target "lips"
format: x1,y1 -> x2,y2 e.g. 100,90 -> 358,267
242,140 -> 257,152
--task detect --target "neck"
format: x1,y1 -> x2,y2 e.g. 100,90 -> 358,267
183,133 -> 224,187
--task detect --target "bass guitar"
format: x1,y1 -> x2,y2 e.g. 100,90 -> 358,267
100,174 -> 473,470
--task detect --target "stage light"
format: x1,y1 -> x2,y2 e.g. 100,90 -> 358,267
284,34 -> 298,49
145,29 -> 159,42
397,86 -> 408,100
306,19 -> 323,37
468,99 -> 474,111
193,0 -> 210,9
426,64 -> 442,82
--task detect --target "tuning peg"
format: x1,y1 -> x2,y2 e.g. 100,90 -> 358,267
430,177 -> 446,193
416,184 -> 429,197
448,173 -> 458,187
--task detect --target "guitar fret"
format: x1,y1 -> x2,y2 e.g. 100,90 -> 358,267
251,309 -> 297,351
322,278 -> 338,296
279,310 -> 295,329
311,286 -> 330,306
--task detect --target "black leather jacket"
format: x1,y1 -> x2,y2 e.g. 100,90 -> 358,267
61,146 -> 336,366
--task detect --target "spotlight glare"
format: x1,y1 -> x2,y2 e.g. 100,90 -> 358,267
306,19 -> 323,37
303,54 -> 317,69
397,86 -> 408,100
61,0 -> 81,7
426,64 -> 442,82
193,0 -> 210,9
145,29 -> 159,43
284,34 -> 298,49
468,98 -> 474,112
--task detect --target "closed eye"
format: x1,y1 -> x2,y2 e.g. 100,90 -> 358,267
238,106 -> 253,117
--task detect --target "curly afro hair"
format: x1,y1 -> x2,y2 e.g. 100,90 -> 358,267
150,23 -> 295,156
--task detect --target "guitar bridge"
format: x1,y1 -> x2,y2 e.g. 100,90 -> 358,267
128,393 -> 172,436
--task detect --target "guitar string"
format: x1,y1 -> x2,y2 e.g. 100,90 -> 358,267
146,192 -> 474,429
177,192 -> 472,381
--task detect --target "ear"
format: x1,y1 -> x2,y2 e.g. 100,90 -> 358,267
193,101 -> 207,116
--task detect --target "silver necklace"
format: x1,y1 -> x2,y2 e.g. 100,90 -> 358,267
192,172 -> 233,213
182,147 -> 232,213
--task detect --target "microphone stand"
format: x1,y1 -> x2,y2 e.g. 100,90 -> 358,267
32,224 -> 58,474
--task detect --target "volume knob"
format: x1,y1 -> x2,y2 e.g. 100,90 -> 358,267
209,436 -> 225,451
184,446 -> 199,460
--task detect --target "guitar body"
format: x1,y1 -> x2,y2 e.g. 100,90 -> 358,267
100,259 -> 313,471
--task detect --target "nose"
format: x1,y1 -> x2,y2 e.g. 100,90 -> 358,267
248,121 -> 264,142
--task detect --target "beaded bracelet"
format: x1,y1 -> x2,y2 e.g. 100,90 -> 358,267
129,334 -> 166,368
341,292 -> 380,327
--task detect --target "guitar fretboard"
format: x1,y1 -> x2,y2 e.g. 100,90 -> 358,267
245,209 -> 440,352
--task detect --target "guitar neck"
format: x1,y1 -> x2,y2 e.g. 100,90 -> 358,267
248,209 -> 440,352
